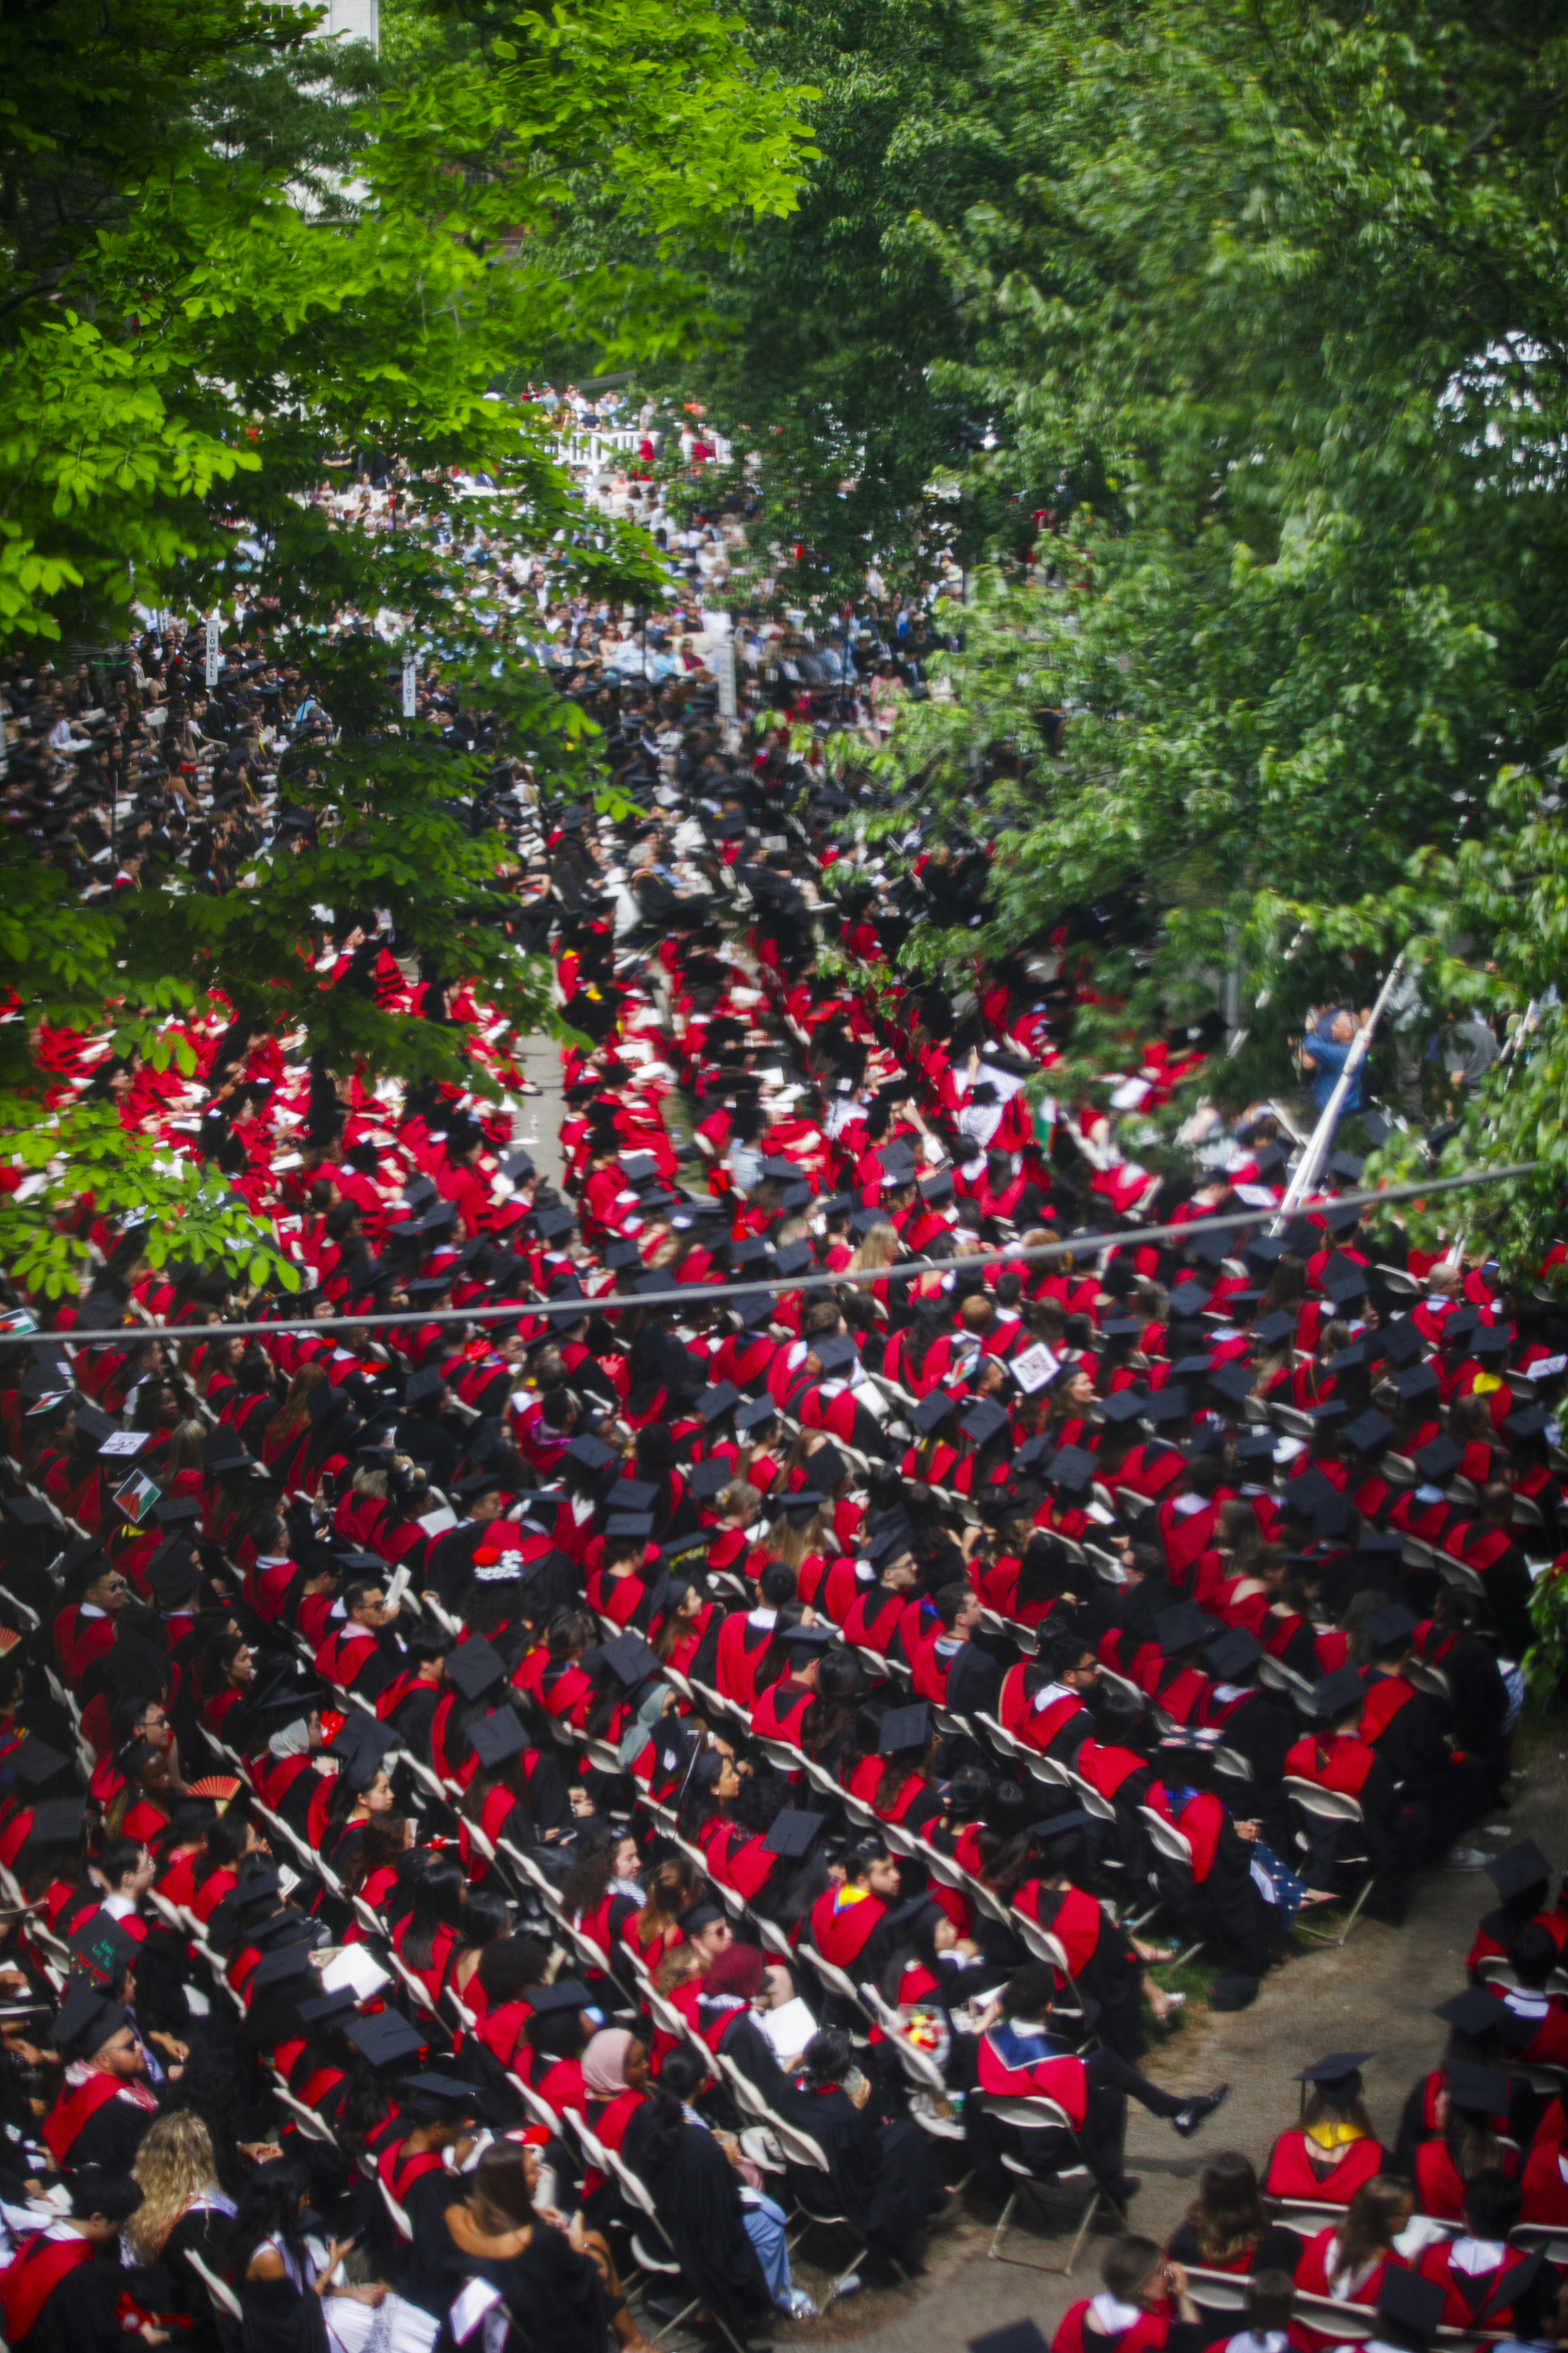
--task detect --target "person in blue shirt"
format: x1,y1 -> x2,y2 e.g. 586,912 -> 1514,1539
1299,1008 -> 1361,1119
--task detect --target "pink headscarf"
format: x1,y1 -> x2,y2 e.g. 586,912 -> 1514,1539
582,2026 -> 638,2099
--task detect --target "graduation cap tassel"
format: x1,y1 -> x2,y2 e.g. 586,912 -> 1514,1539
1272,951 -> 1406,1235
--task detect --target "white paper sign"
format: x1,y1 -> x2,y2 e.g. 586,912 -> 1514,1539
321,1945 -> 392,1999
402,658 -> 417,717
99,1431 -> 150,1459
1011,1342 -> 1061,1394
204,614 -> 221,686
418,1504 -> 457,1537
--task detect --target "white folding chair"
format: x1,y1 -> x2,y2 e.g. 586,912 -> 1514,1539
1282,1779 -> 1377,1945
971,2091 -> 1122,2274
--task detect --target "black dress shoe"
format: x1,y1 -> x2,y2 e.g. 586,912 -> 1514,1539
1173,2085 -> 1230,2137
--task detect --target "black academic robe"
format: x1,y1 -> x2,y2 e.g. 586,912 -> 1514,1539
794,2087 -> 947,2265
13,2244 -> 157,2353
621,2113 -> 772,2335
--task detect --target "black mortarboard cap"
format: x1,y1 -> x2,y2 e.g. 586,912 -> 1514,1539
527,1978 -> 591,2016
1364,1604 -> 1419,1653
1206,1361 -> 1256,1409
1507,1403 -> 1550,1441
296,1988 -> 361,2032
400,2071 -> 480,2117
697,1383 -> 742,1424
1,1495 -> 56,1532
610,1479 -> 659,1513
960,1397 -> 1010,1448
865,1523 -> 914,1567
776,1242 -> 815,1279
1484,1840 -> 1551,1902
404,1369 -> 445,1407
1097,1388 -> 1150,1427
910,1390 -> 957,1435
567,1434 -> 617,1475
1375,2271 -> 1445,2344
445,1637 -> 505,1701
53,1982 -> 129,2057
1030,1810 -> 1093,1848
8,1737 -> 72,1790
1189,1225 -> 1236,1269
327,1715 -> 400,1769
22,1797 -> 86,1849
346,2010 -> 426,2069
1295,2051 -> 1374,2090
468,1708 -> 530,1769
813,1334 -> 859,1375
1342,1408 -> 1394,1457
1435,1989 -> 1506,2040
1312,1666 -> 1367,1722
606,1513 -> 654,1540
248,1944 -> 316,1996
1395,1362 -> 1440,1406
1307,1398 -> 1351,1431
689,1459 -> 731,1501
1413,1435 -> 1462,1483
1168,1282 -> 1211,1321
1144,1388 -> 1191,1425
762,1811 -> 826,1859
73,1405 -> 118,1446
1380,1317 -> 1425,1368
735,1396 -> 778,1433
878,1704 -> 931,1756
780,1622 -> 834,1651
1446,2058 -> 1510,2116
801,1443 -> 848,1497
602,1631 -> 662,1689
1155,1604 -> 1219,1657
145,1545 -> 201,1605
1205,1628 -> 1262,1683
1470,1324 -> 1510,1359
534,1207 -> 577,1241
1047,1444 -> 1097,1496
152,1496 -> 201,1528
1252,1311 -> 1298,1352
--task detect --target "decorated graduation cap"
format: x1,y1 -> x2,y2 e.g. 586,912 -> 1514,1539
878,1703 -> 931,1757
1154,1603 -> 1220,1657
763,1810 -> 827,1860
445,1637 -> 505,1702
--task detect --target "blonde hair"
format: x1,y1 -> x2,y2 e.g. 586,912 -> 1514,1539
127,2111 -> 221,2262
848,1221 -> 899,1273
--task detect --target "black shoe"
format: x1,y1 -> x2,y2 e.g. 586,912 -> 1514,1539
1173,2085 -> 1229,2137
1107,2177 -> 1140,2206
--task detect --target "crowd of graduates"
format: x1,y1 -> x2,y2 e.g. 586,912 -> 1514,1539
1,510 -> 1568,2353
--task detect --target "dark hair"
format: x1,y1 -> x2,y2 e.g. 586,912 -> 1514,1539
1463,2169 -> 1523,2240
1245,2271 -> 1295,2335
228,2154 -> 312,2281
1185,2151 -> 1267,2265
98,1835 -> 146,1885
1101,2236 -> 1162,2303
402,1852 -> 466,1974
801,2027 -> 854,2088
1508,1920 -> 1559,1989
1048,1630 -> 1095,1682
476,1933 -> 551,2005
1000,1961 -> 1060,2021
558,1827 -> 618,1921
338,1809 -> 409,1898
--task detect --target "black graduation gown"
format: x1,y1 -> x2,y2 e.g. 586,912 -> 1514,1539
18,2245 -> 146,2353
427,1520 -> 491,1609
236,2273 -> 331,2353
153,2207 -> 233,2353
794,2086 -> 947,2265
431,2232 -> 608,2353
944,1641 -> 1003,1720
620,2112 -> 771,2334
68,2084 -> 160,2171
1369,1687 -> 1488,1857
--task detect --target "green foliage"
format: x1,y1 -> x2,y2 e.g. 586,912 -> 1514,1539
1525,1566 -> 1568,1705
856,0 -> 1568,1259
0,0 -> 813,1288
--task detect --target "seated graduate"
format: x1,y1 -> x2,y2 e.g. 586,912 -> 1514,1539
1263,2052 -> 1386,2210
1049,2233 -> 1209,2353
792,2026 -> 952,2274
0,2168 -> 154,2353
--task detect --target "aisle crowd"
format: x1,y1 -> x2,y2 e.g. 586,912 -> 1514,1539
1,422 -> 1568,2353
